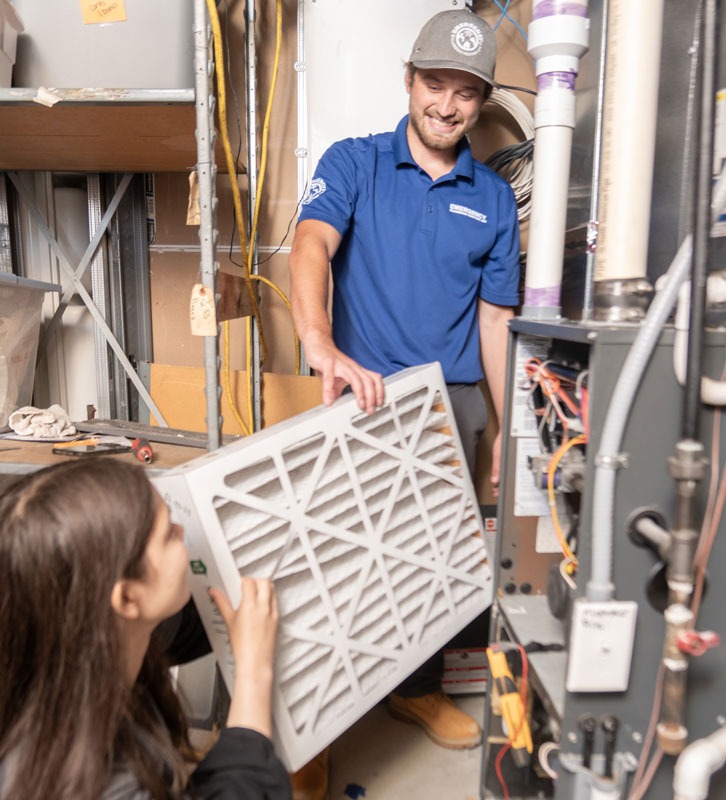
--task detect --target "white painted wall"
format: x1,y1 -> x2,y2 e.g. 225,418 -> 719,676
301,0 -> 460,183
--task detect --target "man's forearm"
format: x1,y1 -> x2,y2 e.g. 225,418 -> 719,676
479,303 -> 514,427
289,254 -> 332,348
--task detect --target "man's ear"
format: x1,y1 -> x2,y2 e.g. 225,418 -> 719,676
404,65 -> 413,95
110,579 -> 142,621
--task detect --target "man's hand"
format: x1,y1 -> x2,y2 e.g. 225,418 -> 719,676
490,430 -> 503,497
304,330 -> 384,414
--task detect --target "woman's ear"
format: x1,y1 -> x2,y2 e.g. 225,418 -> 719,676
110,579 -> 141,620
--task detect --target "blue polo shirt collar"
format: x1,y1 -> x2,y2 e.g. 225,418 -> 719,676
392,115 -> 475,182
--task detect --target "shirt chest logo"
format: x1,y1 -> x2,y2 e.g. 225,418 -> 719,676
449,203 -> 488,224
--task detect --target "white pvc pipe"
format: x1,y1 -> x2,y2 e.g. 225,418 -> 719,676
673,725 -> 726,800
524,94 -> 576,302
673,272 -> 726,405
595,0 -> 665,283
523,0 -> 589,315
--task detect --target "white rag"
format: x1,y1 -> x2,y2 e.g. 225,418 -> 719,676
8,405 -> 77,438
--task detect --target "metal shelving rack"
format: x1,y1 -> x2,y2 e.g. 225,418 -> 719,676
193,0 -> 222,450
0,0 -> 224,450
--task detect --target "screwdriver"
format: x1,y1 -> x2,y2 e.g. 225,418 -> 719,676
132,437 -> 153,464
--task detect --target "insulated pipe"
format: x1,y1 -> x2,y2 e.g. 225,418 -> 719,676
673,725 -> 726,800
683,0 -> 718,441
522,0 -> 589,319
586,166 -> 726,602
673,273 -> 726,405
594,0 -> 664,285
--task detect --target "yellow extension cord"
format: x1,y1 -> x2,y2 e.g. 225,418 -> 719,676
205,0 -> 299,436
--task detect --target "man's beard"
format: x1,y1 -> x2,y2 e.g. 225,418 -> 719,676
409,108 -> 475,151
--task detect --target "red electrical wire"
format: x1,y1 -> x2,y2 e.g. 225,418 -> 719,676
494,742 -> 512,800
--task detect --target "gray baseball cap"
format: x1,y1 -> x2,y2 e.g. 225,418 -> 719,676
409,10 -> 497,87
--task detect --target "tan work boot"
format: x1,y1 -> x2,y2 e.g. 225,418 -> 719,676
388,690 -> 482,749
289,746 -> 331,800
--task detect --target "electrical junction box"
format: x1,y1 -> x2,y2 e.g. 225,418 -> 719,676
565,598 -> 638,692
153,363 -> 493,771
11,0 -> 193,89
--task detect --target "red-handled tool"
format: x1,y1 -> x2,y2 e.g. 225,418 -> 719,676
131,437 -> 153,464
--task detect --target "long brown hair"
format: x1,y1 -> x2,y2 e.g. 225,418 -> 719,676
0,458 -> 193,800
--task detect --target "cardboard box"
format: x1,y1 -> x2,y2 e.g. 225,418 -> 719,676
0,0 -> 23,87
153,363 -> 493,770
12,0 -> 193,89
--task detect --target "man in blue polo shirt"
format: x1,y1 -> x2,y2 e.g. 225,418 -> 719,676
288,8 -> 520,790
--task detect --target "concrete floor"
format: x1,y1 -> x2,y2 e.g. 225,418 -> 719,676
184,657 -> 487,799
329,694 -> 486,800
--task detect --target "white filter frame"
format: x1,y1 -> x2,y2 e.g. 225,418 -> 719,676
154,363 -> 492,771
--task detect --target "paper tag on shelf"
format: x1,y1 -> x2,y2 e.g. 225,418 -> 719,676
190,284 -> 217,336
187,170 -> 201,226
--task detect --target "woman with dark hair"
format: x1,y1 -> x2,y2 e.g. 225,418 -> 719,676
0,457 -> 291,800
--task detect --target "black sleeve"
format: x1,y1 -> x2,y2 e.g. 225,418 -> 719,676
154,598 -> 213,666
188,727 -> 292,800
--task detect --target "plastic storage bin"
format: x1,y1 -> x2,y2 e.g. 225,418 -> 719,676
0,0 -> 23,88
0,273 -> 59,428
11,0 -> 193,89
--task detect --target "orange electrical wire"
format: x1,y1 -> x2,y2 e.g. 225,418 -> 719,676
524,358 -> 585,438
547,434 -> 586,567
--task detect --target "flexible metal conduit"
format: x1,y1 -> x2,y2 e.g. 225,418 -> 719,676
587,167 -> 726,601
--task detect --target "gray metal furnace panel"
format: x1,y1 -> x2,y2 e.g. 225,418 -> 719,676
483,319 -> 726,799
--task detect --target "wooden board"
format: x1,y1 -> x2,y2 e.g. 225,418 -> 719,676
0,103 -> 231,172
0,438 -> 200,471
149,365 -> 323,435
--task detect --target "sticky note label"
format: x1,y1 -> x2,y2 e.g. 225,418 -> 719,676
80,0 -> 127,25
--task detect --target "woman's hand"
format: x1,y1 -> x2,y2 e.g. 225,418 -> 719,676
209,577 -> 279,737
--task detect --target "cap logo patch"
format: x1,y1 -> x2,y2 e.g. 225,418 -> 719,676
451,21 -> 484,58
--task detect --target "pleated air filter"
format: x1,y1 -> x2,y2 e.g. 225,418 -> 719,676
154,363 -> 492,771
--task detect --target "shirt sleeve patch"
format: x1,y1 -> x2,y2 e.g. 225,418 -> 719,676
449,203 -> 487,224
302,177 -> 327,205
